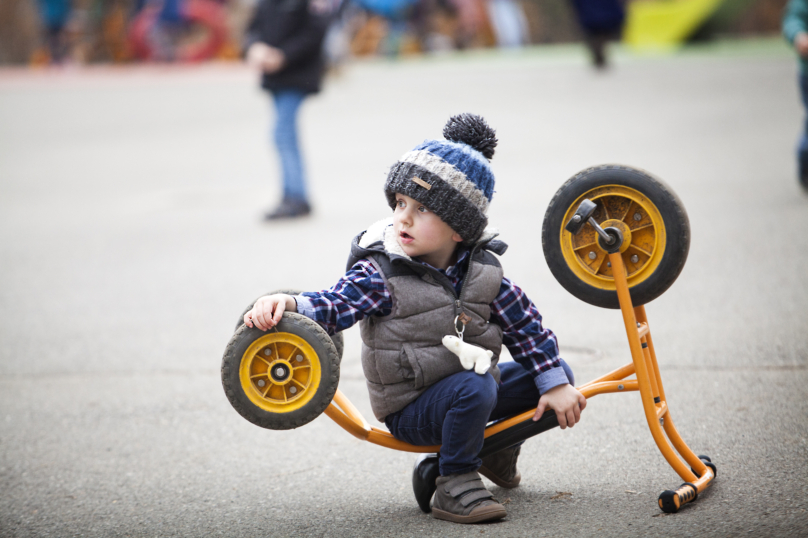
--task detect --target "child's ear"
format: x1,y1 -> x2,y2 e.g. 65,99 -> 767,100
452,232 -> 463,243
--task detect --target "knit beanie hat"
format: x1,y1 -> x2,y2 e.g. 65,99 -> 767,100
384,113 -> 498,245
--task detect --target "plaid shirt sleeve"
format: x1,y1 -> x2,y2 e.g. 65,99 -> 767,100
294,259 -> 392,335
490,277 -> 569,394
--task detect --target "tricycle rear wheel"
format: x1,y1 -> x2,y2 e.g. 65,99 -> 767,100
542,165 -> 690,309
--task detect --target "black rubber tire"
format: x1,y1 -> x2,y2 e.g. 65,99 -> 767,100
412,453 -> 440,513
658,490 -> 679,513
236,289 -> 344,360
542,164 -> 690,309
221,312 -> 340,430
692,456 -> 717,478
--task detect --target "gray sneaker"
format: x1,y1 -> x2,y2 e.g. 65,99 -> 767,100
431,471 -> 507,524
479,445 -> 521,489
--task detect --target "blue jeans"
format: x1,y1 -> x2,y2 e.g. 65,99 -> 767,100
385,360 -> 574,476
271,89 -> 308,202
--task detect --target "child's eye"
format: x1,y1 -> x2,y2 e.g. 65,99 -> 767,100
418,205 -> 428,213
396,199 -> 405,208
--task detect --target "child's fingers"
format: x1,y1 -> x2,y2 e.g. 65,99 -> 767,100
556,409 -> 568,429
533,400 -> 546,422
272,300 -> 286,326
253,301 -> 272,331
579,394 -> 587,411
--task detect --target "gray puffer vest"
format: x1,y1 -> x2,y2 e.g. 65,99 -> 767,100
347,219 -> 508,421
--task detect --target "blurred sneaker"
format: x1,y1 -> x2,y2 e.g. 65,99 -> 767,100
479,445 -> 521,488
264,199 -> 311,220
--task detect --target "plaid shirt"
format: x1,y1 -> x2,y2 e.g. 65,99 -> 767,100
296,250 -> 568,394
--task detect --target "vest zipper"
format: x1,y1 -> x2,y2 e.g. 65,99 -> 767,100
455,242 -> 482,318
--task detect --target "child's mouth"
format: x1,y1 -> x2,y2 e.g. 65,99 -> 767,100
399,231 -> 414,244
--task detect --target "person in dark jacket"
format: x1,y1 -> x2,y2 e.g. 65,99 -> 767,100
244,0 -> 331,219
569,0 -> 625,69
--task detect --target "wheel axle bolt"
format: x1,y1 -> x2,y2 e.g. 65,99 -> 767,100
257,380 -> 265,387
588,251 -> 596,260
634,212 -> 642,221
630,255 -> 639,264
289,386 -> 297,394
296,355 -> 303,362
264,349 -> 271,355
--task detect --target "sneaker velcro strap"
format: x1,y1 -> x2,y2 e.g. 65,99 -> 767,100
445,473 -> 486,497
457,488 -> 494,507
449,478 -> 486,498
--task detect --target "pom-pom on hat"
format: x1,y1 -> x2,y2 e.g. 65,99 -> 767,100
384,113 -> 498,245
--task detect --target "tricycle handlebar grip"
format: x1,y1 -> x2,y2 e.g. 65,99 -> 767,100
565,199 -> 597,235
658,482 -> 698,513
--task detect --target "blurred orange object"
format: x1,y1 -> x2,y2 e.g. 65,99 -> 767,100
128,0 -> 228,62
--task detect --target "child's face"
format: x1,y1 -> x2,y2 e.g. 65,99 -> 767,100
393,193 -> 462,269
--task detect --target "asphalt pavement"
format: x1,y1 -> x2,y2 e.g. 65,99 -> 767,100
1,40 -> 807,537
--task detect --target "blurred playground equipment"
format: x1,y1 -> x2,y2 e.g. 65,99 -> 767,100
128,0 -> 232,61
624,0 -> 725,49
0,0 -> 787,66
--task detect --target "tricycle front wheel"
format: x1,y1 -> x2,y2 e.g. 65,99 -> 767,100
221,312 -> 340,430
235,289 -> 344,360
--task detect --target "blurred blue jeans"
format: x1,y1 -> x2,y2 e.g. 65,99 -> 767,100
799,74 -> 808,179
271,89 -> 308,203
384,360 -> 574,476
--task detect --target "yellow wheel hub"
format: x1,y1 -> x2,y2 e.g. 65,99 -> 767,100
239,332 -> 321,413
560,185 -> 666,290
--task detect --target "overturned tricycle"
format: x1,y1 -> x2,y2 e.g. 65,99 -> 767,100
221,165 -> 716,514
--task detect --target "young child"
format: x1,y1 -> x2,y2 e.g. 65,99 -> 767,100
244,113 -> 586,524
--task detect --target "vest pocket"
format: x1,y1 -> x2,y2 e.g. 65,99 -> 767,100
401,343 -> 423,389
402,342 -> 465,390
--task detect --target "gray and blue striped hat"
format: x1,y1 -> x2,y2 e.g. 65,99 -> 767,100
384,113 -> 498,245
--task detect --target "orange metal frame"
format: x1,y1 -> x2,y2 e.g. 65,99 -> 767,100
324,251 -> 714,509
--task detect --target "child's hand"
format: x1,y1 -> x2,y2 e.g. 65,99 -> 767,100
533,384 -> 587,429
245,42 -> 286,73
244,294 -> 297,331
797,32 -> 808,57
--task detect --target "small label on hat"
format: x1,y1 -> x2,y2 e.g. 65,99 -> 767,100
411,176 -> 432,190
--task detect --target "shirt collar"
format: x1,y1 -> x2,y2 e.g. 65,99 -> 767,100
417,247 -> 470,279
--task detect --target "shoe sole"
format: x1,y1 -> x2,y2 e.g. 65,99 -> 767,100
478,466 -> 521,489
431,505 -> 507,524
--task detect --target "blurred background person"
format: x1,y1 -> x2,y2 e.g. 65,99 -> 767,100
486,0 -> 528,48
783,0 -> 808,192
569,0 -> 624,69
36,0 -> 73,63
244,0 -> 332,220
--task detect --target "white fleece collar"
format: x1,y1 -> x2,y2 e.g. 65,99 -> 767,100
358,217 -> 499,261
